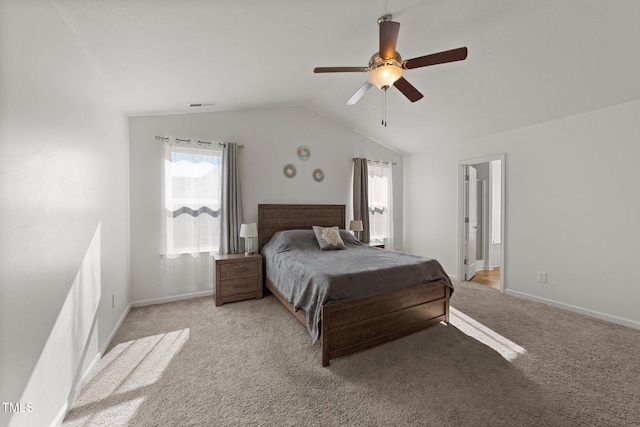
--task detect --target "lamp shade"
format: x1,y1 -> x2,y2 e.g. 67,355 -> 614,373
349,220 -> 363,232
239,223 -> 258,238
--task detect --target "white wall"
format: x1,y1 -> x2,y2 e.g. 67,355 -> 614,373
129,107 -> 403,304
0,1 -> 130,426
405,99 -> 640,329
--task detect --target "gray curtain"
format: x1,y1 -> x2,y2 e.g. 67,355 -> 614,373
353,158 -> 370,243
220,143 -> 243,254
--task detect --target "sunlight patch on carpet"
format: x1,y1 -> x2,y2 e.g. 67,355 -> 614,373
63,329 -> 189,427
449,307 -> 526,361
64,396 -> 147,427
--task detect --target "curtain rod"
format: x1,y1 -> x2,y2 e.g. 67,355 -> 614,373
353,157 -> 397,166
217,142 -> 245,149
155,135 -> 244,149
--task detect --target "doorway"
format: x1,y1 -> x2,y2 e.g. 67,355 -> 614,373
458,154 -> 506,291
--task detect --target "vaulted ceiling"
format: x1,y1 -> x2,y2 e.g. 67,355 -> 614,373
51,0 -> 640,153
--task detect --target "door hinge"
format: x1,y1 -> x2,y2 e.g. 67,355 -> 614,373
465,217 -> 469,223
464,259 -> 468,265
465,174 -> 469,181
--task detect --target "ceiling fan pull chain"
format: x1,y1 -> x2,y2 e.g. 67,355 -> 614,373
381,86 -> 384,126
382,86 -> 388,127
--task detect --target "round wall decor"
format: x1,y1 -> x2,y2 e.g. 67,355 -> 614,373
312,168 -> 324,182
283,164 -> 297,178
297,146 -> 311,161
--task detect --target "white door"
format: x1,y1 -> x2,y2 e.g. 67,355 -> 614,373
465,165 -> 478,280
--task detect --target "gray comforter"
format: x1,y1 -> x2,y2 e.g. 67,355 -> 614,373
261,229 -> 453,342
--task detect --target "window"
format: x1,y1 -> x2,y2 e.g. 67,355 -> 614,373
164,144 -> 222,257
368,162 -> 393,245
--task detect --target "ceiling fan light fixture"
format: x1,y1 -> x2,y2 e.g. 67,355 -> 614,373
368,63 -> 402,90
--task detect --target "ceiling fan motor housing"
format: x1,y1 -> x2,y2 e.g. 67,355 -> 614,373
368,51 -> 402,68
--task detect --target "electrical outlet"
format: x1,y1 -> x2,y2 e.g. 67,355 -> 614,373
537,272 -> 547,283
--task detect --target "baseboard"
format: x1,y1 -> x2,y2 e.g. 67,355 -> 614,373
131,289 -> 214,308
102,302 -> 132,354
448,274 -> 458,282
55,352 -> 101,425
50,303 -> 132,427
50,401 -> 68,427
505,289 -> 640,330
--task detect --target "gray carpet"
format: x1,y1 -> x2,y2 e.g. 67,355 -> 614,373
64,282 -> 640,426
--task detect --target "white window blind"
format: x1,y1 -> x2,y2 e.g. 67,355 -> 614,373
368,162 -> 393,246
163,144 -> 222,258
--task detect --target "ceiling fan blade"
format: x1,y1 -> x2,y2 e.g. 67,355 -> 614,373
393,77 -> 423,102
379,20 -> 400,60
314,66 -> 369,73
402,47 -> 468,70
345,82 -> 373,105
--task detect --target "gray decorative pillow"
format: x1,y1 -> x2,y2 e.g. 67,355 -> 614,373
312,226 -> 346,251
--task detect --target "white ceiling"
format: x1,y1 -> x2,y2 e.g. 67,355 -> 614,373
51,0 -> 640,154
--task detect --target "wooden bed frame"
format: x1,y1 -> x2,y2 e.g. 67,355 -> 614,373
258,204 -> 450,366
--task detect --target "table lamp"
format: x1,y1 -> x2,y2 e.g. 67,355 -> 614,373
239,223 -> 258,255
349,220 -> 363,241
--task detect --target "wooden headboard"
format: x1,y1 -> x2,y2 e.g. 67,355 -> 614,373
258,204 -> 346,250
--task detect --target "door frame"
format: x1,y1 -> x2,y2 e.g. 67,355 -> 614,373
457,154 -> 506,291
464,164 -> 478,281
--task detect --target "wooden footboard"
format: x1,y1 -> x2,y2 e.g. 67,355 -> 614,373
321,281 -> 449,366
265,278 -> 450,367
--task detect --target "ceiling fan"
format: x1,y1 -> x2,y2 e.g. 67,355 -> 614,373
314,14 -> 468,107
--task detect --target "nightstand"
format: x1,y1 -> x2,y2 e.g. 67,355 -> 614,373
214,253 -> 263,306
368,242 -> 385,249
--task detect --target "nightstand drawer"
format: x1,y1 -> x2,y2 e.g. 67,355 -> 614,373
220,277 -> 259,297
219,261 -> 258,280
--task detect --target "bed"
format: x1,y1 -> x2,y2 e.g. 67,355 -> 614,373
258,204 -> 453,366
